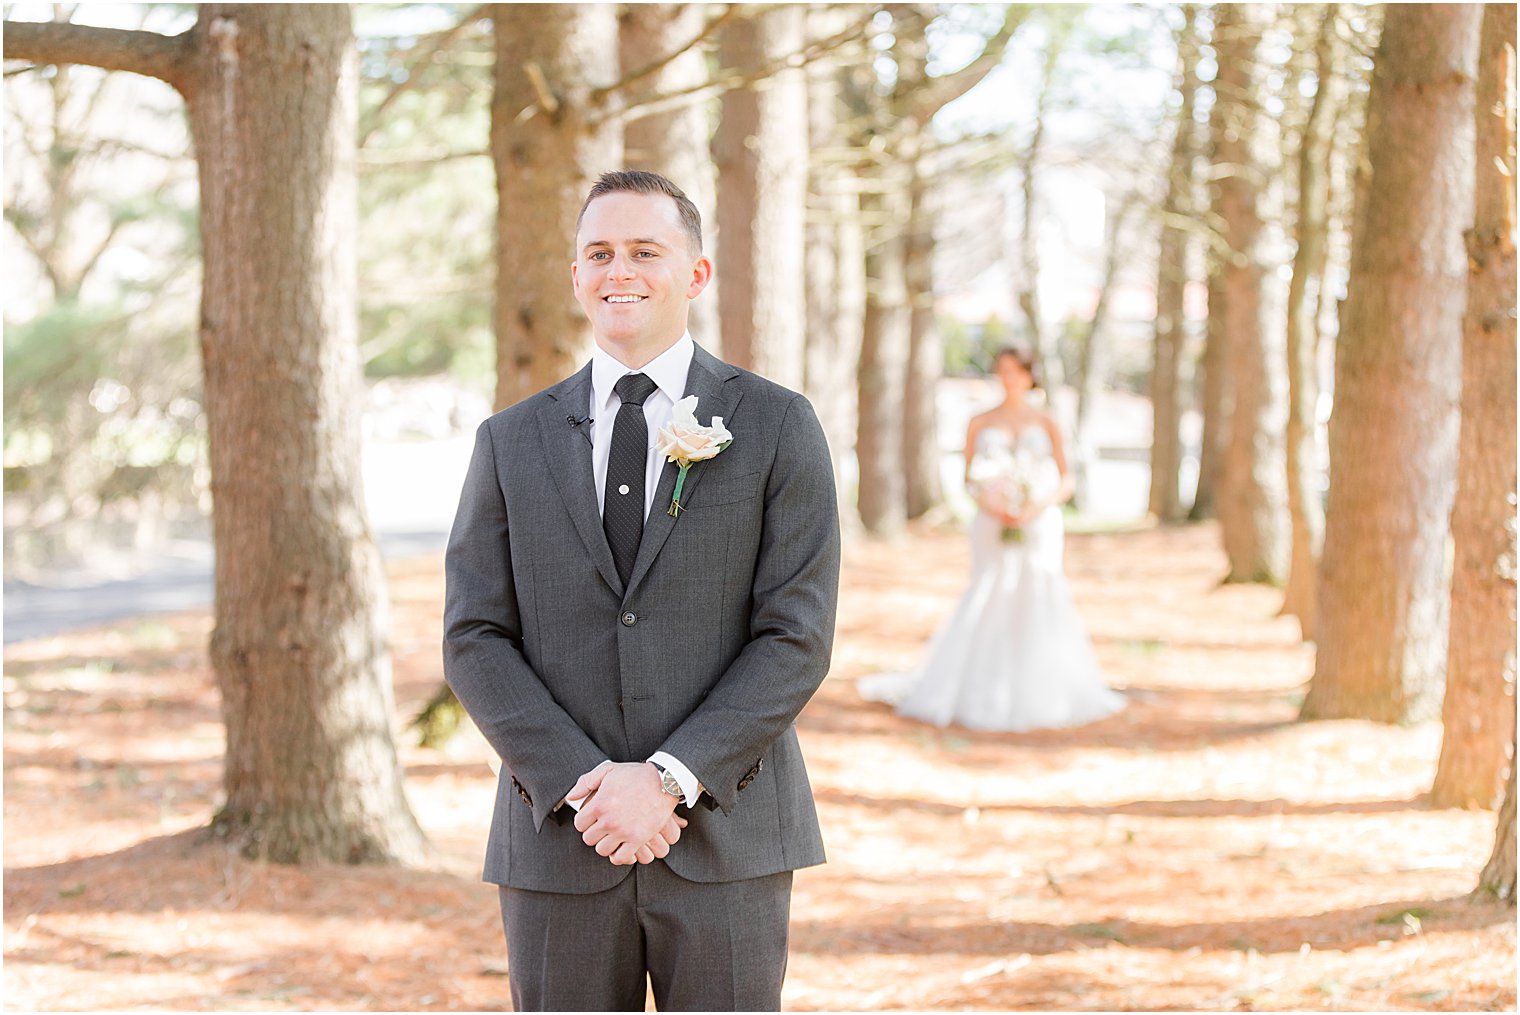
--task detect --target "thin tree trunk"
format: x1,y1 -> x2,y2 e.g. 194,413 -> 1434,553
492,3 -> 620,409
1016,29 -> 1068,393
903,168 -> 943,520
713,5 -> 808,388
1073,194 -> 1139,512
1432,1 -> 1517,809
1150,5 -> 1198,524
804,6 -> 864,525
189,4 -> 426,863
900,15 -> 941,521
1301,3 -> 1481,724
857,181 -> 911,538
1190,263 -> 1229,521
1281,4 -> 1343,639
1213,3 -> 1289,584
618,3 -> 720,354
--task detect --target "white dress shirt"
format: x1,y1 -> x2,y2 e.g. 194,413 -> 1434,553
565,333 -> 703,811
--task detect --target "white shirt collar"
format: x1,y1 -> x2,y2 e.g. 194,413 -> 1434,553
591,332 -> 694,414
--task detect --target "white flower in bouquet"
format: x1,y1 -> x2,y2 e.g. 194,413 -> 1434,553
968,443 -> 1057,543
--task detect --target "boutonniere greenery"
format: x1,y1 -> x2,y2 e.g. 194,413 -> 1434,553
655,395 -> 732,517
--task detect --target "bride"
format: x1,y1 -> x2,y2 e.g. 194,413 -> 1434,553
860,347 -> 1125,732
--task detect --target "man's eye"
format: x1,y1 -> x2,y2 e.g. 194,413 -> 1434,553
635,250 -> 656,258
590,252 -> 610,260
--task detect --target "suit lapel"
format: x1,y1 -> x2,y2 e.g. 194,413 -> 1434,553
625,345 -> 743,596
536,363 -> 624,596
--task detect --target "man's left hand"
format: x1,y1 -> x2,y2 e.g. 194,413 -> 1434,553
572,762 -> 681,865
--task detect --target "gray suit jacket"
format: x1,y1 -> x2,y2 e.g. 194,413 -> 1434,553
443,343 -> 841,894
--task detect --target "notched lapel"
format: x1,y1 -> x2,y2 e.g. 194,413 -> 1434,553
625,347 -> 743,596
536,365 -> 624,596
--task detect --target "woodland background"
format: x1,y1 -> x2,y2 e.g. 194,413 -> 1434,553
3,2 -> 1516,1010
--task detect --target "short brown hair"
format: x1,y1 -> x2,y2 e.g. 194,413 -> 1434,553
577,170 -> 703,254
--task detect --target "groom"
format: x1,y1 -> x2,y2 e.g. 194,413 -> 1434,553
442,170 -> 841,1011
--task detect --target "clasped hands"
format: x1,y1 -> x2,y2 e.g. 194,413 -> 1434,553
570,762 -> 687,867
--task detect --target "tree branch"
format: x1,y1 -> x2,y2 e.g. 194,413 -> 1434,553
597,5 -> 879,129
593,4 -> 740,103
2,20 -> 195,97
903,6 -> 1027,125
358,5 -> 487,148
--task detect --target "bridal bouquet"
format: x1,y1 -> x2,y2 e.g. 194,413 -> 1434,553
968,443 -> 1055,543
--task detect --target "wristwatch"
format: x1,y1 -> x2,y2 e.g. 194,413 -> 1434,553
650,763 -> 684,801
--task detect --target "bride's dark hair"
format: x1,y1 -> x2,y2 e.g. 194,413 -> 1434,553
992,346 -> 1040,389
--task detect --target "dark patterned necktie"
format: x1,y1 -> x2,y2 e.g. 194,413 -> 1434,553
603,372 -> 658,587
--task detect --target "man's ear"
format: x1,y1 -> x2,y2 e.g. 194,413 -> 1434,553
571,260 -> 580,294
686,255 -> 713,300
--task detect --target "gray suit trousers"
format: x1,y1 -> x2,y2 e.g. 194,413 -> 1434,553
498,861 -> 792,1012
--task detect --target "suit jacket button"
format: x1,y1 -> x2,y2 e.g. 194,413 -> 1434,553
621,611 -> 637,627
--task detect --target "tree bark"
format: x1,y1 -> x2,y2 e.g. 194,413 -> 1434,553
713,5 -> 808,388
899,15 -> 941,522
1213,3 -> 1290,584
857,180 -> 911,538
491,3 -> 620,409
803,6 -> 865,526
618,3 -> 720,354
1149,5 -> 1198,524
1280,4 -> 1343,639
188,5 -> 426,863
1432,1 -> 1517,809
1301,3 -> 1481,724
1190,263 -> 1229,521
8,3 -> 430,866
1477,734 -> 1517,903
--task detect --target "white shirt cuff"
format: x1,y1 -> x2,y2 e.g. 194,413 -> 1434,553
562,759 -> 612,812
648,751 -> 703,808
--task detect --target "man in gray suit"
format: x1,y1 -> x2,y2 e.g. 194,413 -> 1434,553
443,170 -> 841,1011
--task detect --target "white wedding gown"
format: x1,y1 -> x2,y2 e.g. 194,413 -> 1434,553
860,426 -> 1126,732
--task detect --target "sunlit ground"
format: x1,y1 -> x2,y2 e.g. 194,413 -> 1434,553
5,521 -> 1513,1011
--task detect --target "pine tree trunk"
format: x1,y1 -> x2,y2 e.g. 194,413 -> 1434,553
1190,266 -> 1229,521
1281,5 -> 1342,640
713,5 -> 808,388
1213,3 -> 1290,584
803,8 -> 864,525
1477,737 -> 1517,903
1301,3 -> 1481,724
1149,5 -> 1198,524
857,181 -> 910,538
903,183 -> 944,520
190,4 -> 426,864
492,3 -> 620,409
901,26 -> 942,523
1432,1 -> 1517,809
618,3 -> 720,354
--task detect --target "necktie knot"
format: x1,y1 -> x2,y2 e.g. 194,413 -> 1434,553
615,372 -> 658,407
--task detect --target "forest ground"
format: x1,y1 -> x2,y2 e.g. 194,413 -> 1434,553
5,520 -> 1514,1011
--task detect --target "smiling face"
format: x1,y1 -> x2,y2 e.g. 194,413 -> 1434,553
571,191 -> 713,367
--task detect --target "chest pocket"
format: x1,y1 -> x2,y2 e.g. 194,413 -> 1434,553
686,470 -> 762,509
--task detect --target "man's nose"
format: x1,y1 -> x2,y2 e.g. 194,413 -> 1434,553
609,253 -> 637,279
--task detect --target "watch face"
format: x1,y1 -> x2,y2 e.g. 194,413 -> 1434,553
659,769 -> 682,798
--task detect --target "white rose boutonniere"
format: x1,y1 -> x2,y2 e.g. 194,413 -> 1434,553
655,395 -> 733,517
